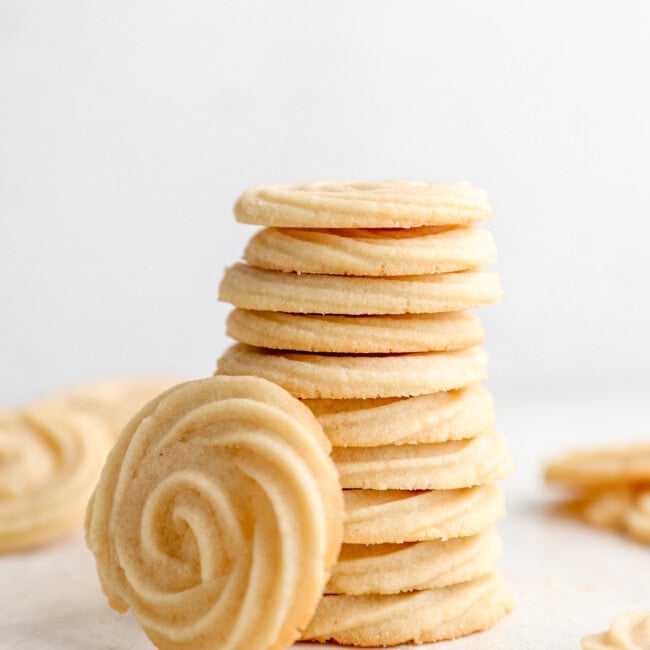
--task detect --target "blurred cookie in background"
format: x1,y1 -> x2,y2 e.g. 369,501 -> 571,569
0,376 -> 181,552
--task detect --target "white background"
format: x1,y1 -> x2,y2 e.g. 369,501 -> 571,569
3,0 -> 650,403
2,3 -> 650,649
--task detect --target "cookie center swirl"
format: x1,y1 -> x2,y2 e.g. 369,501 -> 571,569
92,393 -> 330,649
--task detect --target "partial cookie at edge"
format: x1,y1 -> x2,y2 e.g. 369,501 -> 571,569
0,406 -> 113,552
545,443 -> 650,488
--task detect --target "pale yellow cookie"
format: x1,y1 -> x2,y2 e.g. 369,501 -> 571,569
217,344 -> 488,399
235,181 -> 492,228
244,225 -> 497,276
582,612 -> 650,649
343,484 -> 505,544
302,572 -> 512,646
48,377 -> 179,438
226,309 -> 484,354
333,430 -> 513,490
0,406 -> 113,552
571,487 -> 636,530
85,375 -> 343,650
304,385 -> 495,447
327,528 -> 502,595
625,491 -> 650,544
545,443 -> 650,488
219,263 -> 502,315
560,486 -> 650,546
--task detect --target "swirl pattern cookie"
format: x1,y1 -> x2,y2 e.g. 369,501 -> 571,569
226,310 -> 484,354
545,443 -> 650,488
582,612 -> 650,649
343,484 -> 505,544
217,344 -> 488,399
626,491 -> 650,544
333,430 -> 513,490
235,181 -> 492,228
302,572 -> 513,646
219,263 -> 502,315
570,487 -> 635,530
327,528 -> 502,595
244,225 -> 497,276
0,406 -> 113,552
304,385 -> 495,447
560,486 -> 650,546
85,376 -> 343,650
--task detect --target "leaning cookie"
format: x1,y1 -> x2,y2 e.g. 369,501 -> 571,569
235,180 -> 492,228
217,344 -> 488,399
244,225 -> 497,276
343,484 -> 505,545
226,310 -> 484,354
303,573 -> 513,646
304,385 -> 495,447
85,376 -> 343,650
0,406 -> 113,552
220,263 -> 502,315
327,528 -> 502,595
333,430 -> 514,490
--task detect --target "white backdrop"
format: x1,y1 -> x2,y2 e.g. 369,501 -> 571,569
2,0 -> 650,404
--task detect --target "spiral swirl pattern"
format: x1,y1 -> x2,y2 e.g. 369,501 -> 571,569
0,406 -> 113,551
85,376 -> 343,650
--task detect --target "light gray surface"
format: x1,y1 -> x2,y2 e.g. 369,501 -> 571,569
2,385 -> 648,649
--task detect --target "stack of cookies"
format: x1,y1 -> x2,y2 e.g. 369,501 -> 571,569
217,181 -> 514,646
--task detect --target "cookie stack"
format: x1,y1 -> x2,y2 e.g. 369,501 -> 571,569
217,181 -> 514,646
